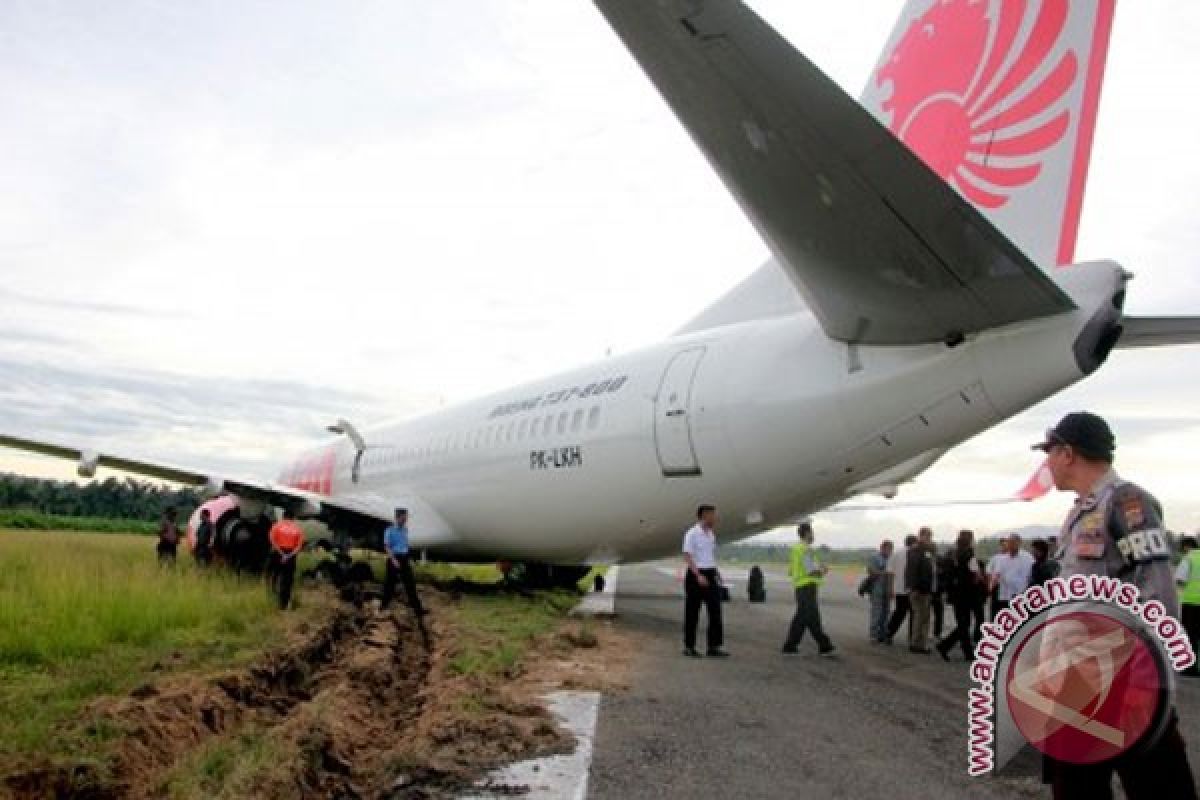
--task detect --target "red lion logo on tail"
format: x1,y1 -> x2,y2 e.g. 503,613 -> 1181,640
877,0 -> 1078,209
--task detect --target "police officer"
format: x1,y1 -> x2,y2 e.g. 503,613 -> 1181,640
1033,411 -> 1196,799
381,508 -> 426,616
781,521 -> 836,656
1176,535 -> 1200,677
268,509 -> 305,610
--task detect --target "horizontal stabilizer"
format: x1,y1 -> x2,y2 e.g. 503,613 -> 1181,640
595,0 -> 1075,345
1116,317 -> 1200,349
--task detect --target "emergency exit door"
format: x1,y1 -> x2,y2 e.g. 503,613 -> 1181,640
654,347 -> 705,477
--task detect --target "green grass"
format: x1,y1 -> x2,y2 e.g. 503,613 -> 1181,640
447,590 -> 579,679
159,732 -> 284,800
0,530 -> 288,761
0,509 -> 156,534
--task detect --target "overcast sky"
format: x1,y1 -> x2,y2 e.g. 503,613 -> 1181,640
2,2 -> 1199,547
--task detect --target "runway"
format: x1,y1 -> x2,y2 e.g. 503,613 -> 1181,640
586,562 -> 1200,799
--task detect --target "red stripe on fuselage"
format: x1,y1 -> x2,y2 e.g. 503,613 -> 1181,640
281,446 -> 336,495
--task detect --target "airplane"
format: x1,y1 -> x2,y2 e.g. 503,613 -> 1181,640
5,0 -> 1200,588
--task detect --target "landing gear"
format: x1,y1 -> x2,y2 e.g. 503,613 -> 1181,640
505,563 -> 590,591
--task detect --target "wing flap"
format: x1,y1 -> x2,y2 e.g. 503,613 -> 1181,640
595,0 -> 1075,344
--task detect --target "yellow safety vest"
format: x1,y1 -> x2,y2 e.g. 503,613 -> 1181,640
791,542 -> 822,588
1182,551 -> 1200,606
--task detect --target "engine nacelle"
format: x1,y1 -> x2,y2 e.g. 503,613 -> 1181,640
186,494 -> 274,572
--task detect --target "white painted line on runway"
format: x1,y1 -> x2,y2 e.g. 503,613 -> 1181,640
570,565 -> 620,617
462,690 -> 601,800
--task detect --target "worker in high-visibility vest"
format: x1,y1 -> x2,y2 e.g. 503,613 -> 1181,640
268,509 -> 306,610
1175,535 -> 1200,676
781,521 -> 836,657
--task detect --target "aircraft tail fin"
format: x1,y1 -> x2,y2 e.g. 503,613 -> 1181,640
861,0 -> 1116,268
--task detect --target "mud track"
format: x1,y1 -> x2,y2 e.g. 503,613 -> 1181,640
5,592 -> 582,800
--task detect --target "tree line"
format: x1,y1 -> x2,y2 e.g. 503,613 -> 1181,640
0,472 -> 203,522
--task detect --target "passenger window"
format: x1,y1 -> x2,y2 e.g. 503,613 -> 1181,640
518,419 -> 529,440
544,415 -> 555,437
530,418 -> 540,438
571,409 -> 583,432
588,406 -> 600,430
557,412 -> 568,435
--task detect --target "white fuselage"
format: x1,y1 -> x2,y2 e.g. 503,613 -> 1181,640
280,262 -> 1125,565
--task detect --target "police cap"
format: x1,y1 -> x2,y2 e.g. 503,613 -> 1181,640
1032,411 -> 1115,462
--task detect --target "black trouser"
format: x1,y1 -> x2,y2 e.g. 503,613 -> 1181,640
272,553 -> 297,610
157,542 -> 177,567
970,596 -> 986,643
932,591 -> 945,637
938,599 -> 974,660
683,568 -> 722,651
887,593 -> 911,640
784,584 -> 832,652
991,597 -> 1010,621
382,556 -> 424,615
1182,605 -> 1200,674
1045,713 -> 1197,800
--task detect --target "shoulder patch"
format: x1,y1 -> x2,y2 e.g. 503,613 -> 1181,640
1121,496 -> 1146,529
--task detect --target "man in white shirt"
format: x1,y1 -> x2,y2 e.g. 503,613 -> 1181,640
682,504 -> 727,658
987,533 -> 1034,617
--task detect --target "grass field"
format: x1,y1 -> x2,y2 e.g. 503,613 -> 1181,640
0,530 -> 288,763
0,527 -> 596,778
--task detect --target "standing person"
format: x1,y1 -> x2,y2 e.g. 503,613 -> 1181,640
194,508 -> 214,568
681,504 -> 727,658
907,527 -> 936,654
1033,411 -> 1196,798
932,546 -> 949,639
268,509 -> 305,610
988,533 -> 1034,616
867,539 -> 894,644
1029,538 -> 1060,587
381,508 -> 426,616
971,553 -> 988,643
782,521 -> 836,656
156,507 -> 180,567
1175,536 -> 1200,677
937,530 -> 978,662
885,534 -> 918,645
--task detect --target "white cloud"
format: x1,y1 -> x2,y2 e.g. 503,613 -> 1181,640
2,2 -> 1199,547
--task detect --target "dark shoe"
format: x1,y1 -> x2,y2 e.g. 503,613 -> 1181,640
883,636 -> 894,646
818,646 -> 837,658
910,646 -> 932,655
682,647 -> 702,658
781,647 -> 799,656
937,645 -> 950,662
706,649 -> 731,658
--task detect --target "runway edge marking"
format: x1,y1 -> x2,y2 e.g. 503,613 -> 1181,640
570,565 -> 620,617
461,690 -> 602,799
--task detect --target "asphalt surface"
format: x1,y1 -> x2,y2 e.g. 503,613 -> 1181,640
588,562 -> 1200,800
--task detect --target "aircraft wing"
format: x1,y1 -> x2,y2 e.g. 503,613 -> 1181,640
1116,317 -> 1200,349
0,432 -> 454,547
595,0 -> 1075,345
